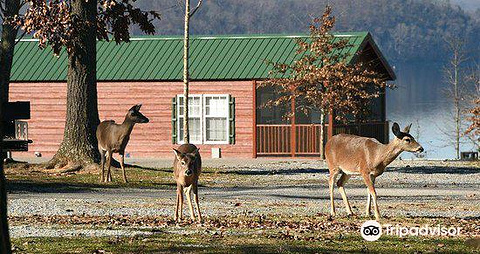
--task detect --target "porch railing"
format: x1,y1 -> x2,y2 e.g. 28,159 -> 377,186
256,124 -> 291,155
256,122 -> 388,157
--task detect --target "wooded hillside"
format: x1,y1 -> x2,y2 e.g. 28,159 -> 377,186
136,0 -> 480,64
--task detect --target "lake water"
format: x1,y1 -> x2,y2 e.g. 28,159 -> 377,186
387,62 -> 477,159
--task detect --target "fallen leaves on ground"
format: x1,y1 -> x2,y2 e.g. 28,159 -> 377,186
8,214 -> 480,238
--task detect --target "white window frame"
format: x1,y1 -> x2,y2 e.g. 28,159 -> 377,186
177,95 -> 203,145
176,94 -> 230,145
203,94 -> 230,145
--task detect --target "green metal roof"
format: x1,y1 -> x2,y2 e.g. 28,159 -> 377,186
10,32 -> 395,81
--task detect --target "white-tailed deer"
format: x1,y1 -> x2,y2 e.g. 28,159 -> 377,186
97,104 -> 149,183
173,144 -> 202,223
325,122 -> 423,220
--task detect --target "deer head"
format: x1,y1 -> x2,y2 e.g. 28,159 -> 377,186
392,122 -> 423,153
173,148 -> 200,176
127,104 -> 149,123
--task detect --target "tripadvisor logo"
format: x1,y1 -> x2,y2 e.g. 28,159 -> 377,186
361,220 -> 382,241
360,221 -> 462,241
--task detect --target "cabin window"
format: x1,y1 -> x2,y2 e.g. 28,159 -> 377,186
175,94 -> 232,145
178,96 -> 203,143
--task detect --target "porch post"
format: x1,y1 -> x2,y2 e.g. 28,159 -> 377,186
327,113 -> 334,139
291,95 -> 296,157
252,80 -> 257,158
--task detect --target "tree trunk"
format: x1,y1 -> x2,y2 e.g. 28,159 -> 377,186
454,54 -> 460,160
0,158 -> 9,254
182,0 -> 191,144
0,0 -> 21,252
0,0 -> 20,103
49,0 -> 100,167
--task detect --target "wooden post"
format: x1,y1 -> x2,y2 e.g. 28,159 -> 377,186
327,113 -> 334,139
252,80 -> 257,158
291,95 -> 296,157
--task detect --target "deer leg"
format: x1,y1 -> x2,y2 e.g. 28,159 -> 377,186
366,191 -> 372,216
106,151 -> 113,182
329,171 -> 339,217
178,186 -> 183,220
120,152 -> 128,183
99,149 -> 106,183
184,185 -> 195,221
363,173 -> 380,220
107,151 -> 113,182
178,185 -> 184,220
193,182 -> 202,223
175,185 -> 181,222
365,176 -> 375,216
337,173 -> 353,215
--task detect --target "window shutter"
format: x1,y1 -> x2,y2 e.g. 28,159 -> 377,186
172,96 -> 177,144
229,96 -> 235,144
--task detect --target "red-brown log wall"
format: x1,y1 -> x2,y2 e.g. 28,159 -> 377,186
9,81 -> 254,158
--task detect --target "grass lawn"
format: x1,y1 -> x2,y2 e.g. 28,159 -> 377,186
4,160 -> 235,190
9,213 -> 480,253
11,231 -> 479,253
4,160 -> 323,191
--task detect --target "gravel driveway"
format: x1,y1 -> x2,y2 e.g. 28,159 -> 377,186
7,158 -> 480,238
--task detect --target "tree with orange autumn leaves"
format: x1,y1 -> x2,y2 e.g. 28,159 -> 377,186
465,79 -> 479,146
466,100 -> 480,136
263,6 -> 392,158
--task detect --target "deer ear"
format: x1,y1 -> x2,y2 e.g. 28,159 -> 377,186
135,104 -> 142,111
189,148 -> 200,157
403,123 -> 412,134
172,148 -> 183,159
392,122 -> 401,138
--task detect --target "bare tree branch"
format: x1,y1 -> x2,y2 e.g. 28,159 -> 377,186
190,0 -> 203,17
177,0 -> 184,10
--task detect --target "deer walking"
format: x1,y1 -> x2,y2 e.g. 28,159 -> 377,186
96,104 -> 149,183
325,122 -> 423,220
173,144 -> 202,223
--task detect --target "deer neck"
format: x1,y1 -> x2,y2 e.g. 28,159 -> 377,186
121,117 -> 136,136
379,141 -> 403,167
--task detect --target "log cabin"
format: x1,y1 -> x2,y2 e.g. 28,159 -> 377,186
9,32 -> 395,158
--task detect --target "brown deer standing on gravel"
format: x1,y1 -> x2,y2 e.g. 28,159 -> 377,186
325,122 -> 423,220
97,104 -> 149,183
173,144 -> 202,223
